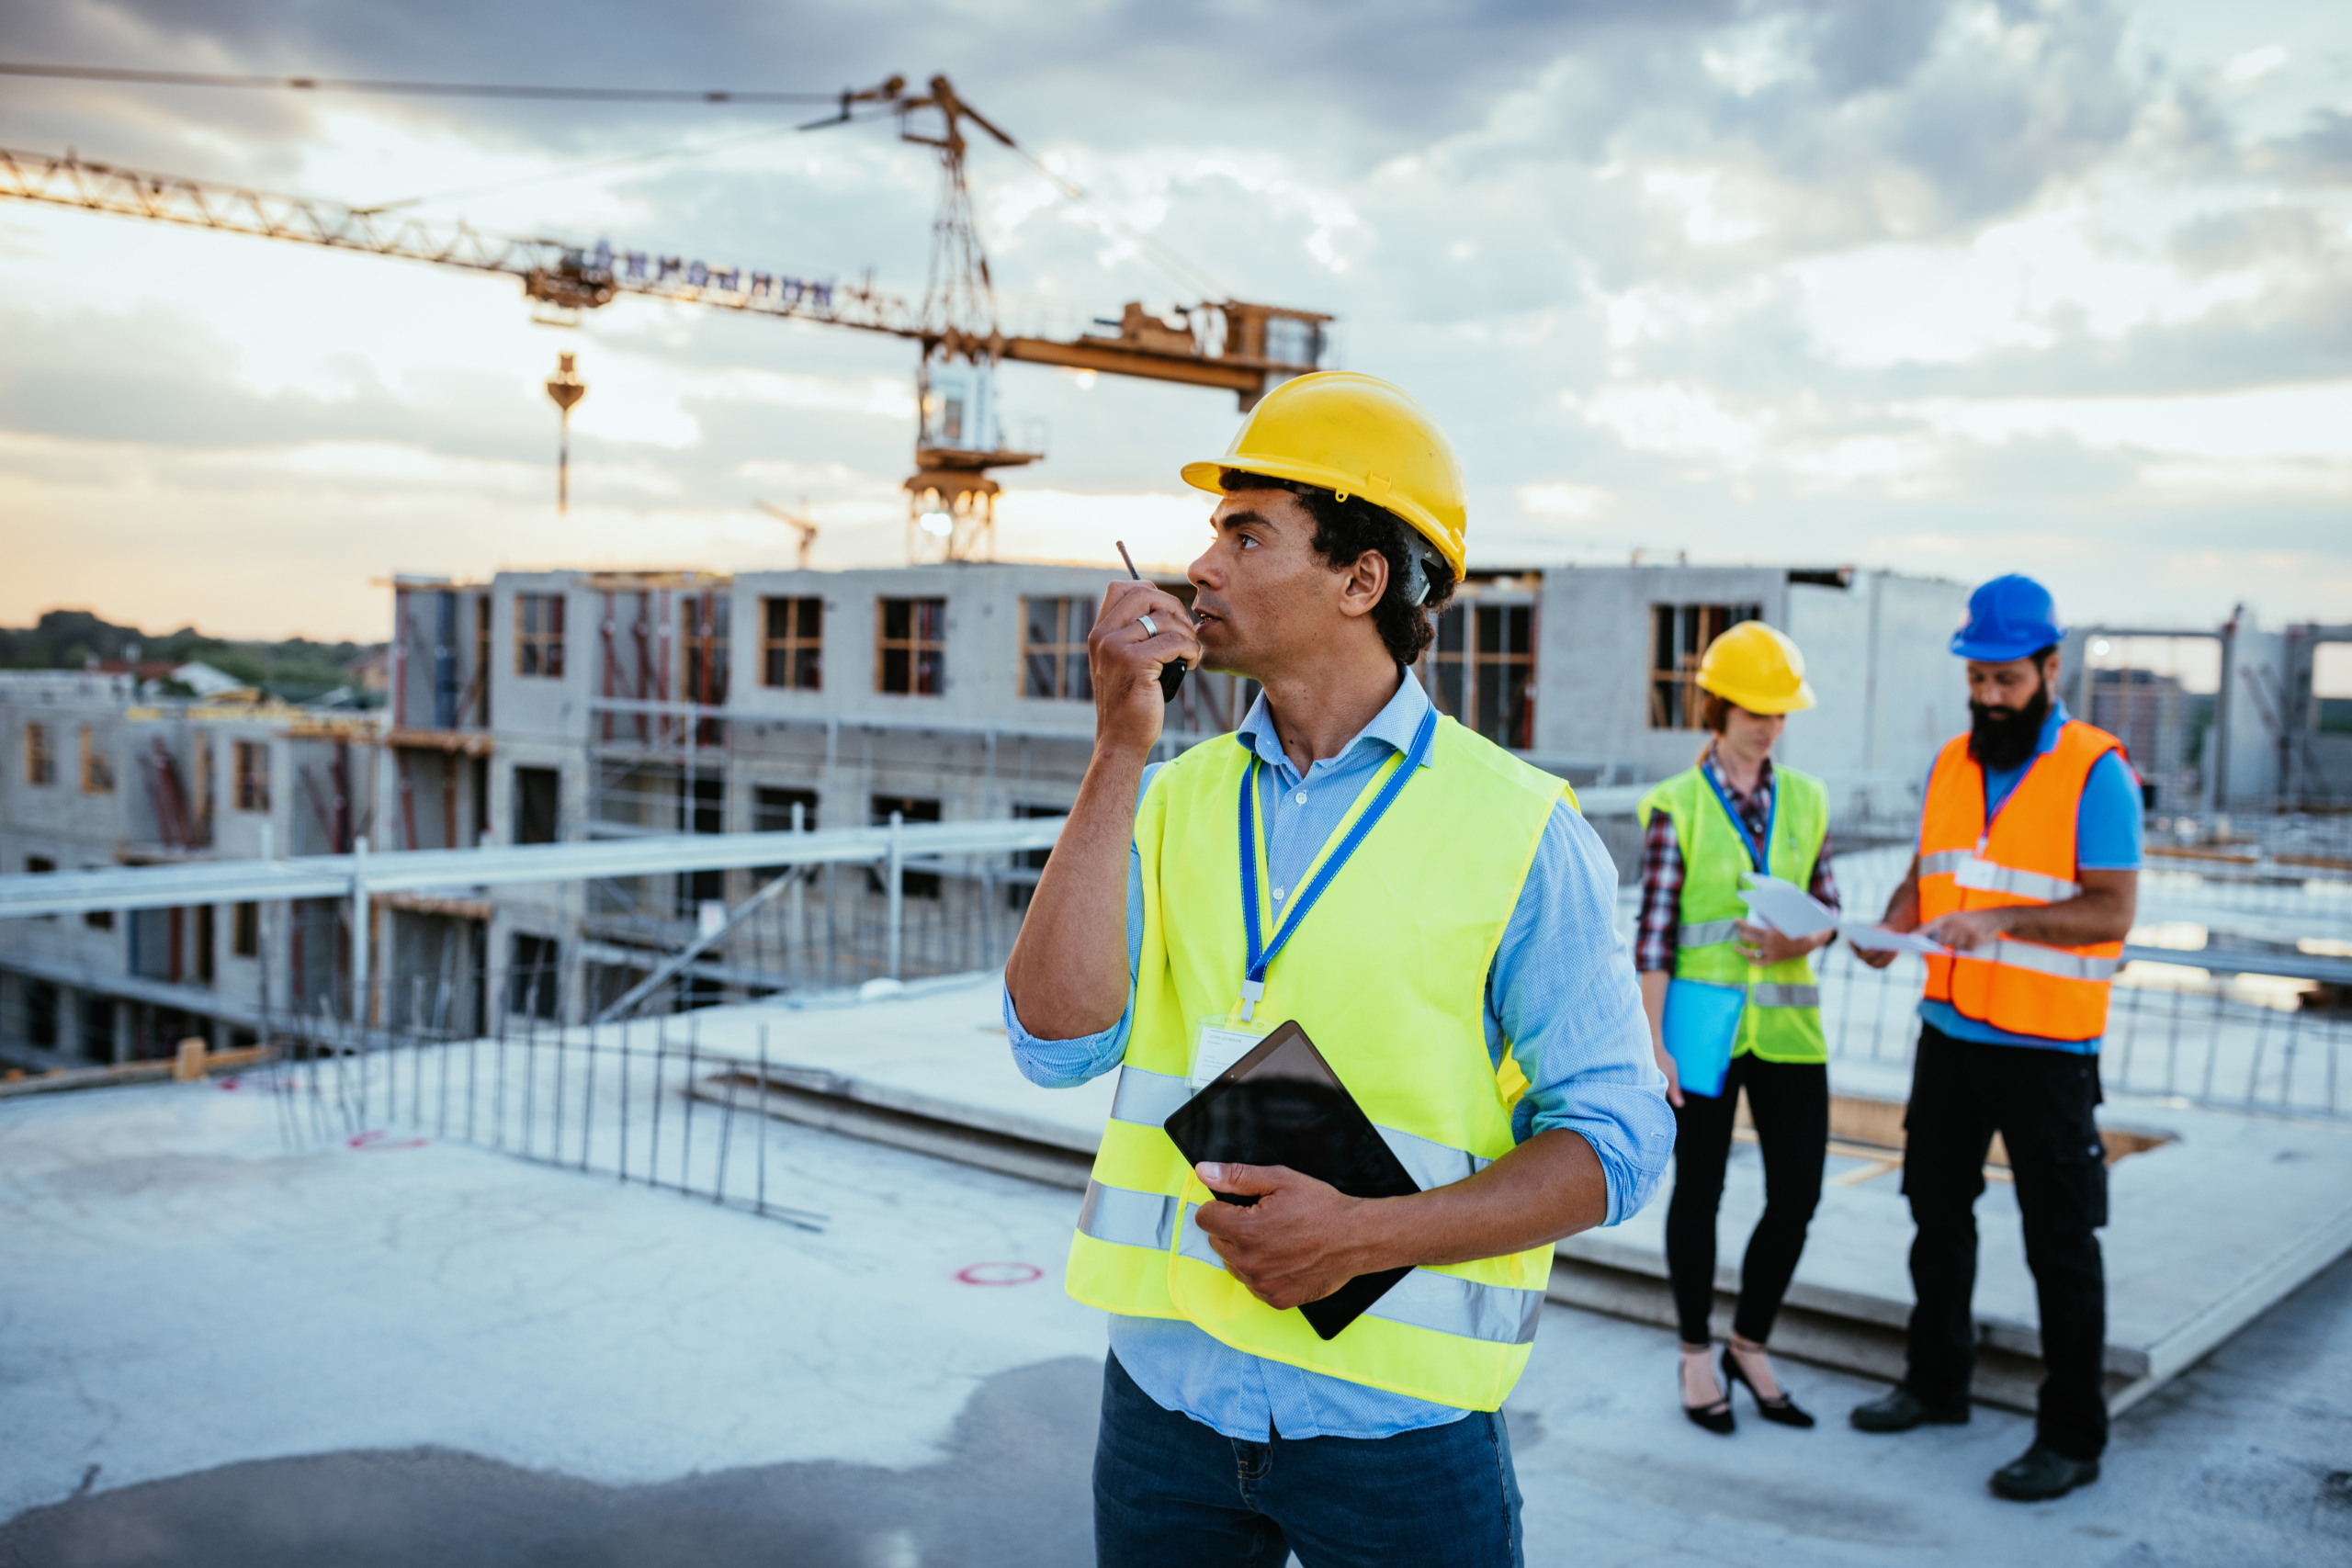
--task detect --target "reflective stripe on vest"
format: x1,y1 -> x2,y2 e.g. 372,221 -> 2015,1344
1955,856 -> 2081,903
1064,715 -> 1567,1414
1175,1205 -> 1543,1346
1078,1179 -> 1180,1251
1917,720 -> 2128,1042
1636,761 -> 1830,1066
1111,1065 -> 1190,1127
1114,1066 -> 1490,1190
1952,937 -> 2121,983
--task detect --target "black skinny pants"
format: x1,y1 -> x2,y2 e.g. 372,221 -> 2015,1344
1665,1052 -> 1827,1347
1900,1023 -> 2109,1461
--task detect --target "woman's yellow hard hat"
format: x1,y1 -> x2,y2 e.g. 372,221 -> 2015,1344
1181,371 -> 1468,578
1697,621 -> 1816,715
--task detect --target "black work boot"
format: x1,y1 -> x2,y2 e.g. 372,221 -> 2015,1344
1990,1445 -> 2100,1501
1849,1387 -> 1971,1432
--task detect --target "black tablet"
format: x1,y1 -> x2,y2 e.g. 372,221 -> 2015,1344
1161,1020 -> 1421,1341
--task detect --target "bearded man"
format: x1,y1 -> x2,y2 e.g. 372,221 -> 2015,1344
1846,574 -> 2143,1503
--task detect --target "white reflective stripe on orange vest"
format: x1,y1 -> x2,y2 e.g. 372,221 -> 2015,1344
1950,937 -> 2122,983
1954,855 -> 2082,903
1918,849 -> 1973,877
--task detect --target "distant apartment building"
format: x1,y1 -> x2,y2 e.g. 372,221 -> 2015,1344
0,671 -> 382,1070
1,559 -> 1971,1060
371,560 -> 1970,1026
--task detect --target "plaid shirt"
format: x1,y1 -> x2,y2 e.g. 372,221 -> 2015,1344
1634,755 -> 1839,974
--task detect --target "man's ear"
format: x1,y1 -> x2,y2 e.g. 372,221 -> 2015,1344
1338,549 -> 1389,619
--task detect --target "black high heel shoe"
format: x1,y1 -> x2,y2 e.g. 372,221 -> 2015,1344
1723,1344 -> 1815,1428
1681,1353 -> 1735,1435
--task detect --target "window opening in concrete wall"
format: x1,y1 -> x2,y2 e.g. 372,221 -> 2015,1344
234,741 -> 270,812
763,596 -> 823,690
1022,597 -> 1093,701
81,997 -> 114,1063
516,592 -> 567,678
871,794 -> 943,897
753,785 -> 819,879
514,766 -> 561,845
682,591 -> 729,705
26,981 -> 58,1049
475,596 -> 493,725
85,890 -> 112,930
510,931 -> 560,1019
676,777 -> 726,917
233,901 -> 259,957
24,722 -> 53,785
80,727 -> 113,794
877,597 -> 946,696
1424,604 -> 1535,750
1649,603 -> 1761,729
26,855 -> 54,919
196,904 -> 216,985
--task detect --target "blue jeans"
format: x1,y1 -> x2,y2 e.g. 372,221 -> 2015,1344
1092,1351 -> 1524,1568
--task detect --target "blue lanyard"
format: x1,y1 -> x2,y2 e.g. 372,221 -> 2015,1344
1700,752 -> 1775,874
1235,706 -> 1437,1020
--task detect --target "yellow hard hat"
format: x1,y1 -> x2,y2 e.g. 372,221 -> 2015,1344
1180,371 -> 1468,578
1697,621 -> 1816,715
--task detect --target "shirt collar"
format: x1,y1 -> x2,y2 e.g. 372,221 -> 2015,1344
1236,669 -> 1434,776
1702,748 -> 1774,800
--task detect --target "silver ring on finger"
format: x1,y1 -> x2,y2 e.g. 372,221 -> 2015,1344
1136,615 -> 1159,638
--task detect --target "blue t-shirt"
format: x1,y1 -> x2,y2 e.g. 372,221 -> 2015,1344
1917,703 -> 2142,1053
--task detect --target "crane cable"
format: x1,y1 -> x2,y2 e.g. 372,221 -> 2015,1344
0,62 -> 836,103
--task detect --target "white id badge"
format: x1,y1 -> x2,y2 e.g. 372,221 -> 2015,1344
1190,1016 -> 1273,1092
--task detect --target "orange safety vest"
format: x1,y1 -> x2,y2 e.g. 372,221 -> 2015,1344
1918,720 -> 2129,1041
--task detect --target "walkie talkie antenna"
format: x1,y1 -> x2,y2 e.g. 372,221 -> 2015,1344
1116,541 -> 1188,704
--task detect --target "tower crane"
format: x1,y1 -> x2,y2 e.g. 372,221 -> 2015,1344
0,72 -> 1331,561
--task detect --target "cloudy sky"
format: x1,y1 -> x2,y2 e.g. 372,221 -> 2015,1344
0,0 -> 2346,643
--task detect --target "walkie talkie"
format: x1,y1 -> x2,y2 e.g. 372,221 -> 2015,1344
1116,541 -> 1188,704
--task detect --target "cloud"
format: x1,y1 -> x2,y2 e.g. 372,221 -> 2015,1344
0,0 -> 2347,639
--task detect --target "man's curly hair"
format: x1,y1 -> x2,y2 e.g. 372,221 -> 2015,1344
1219,468 -> 1456,667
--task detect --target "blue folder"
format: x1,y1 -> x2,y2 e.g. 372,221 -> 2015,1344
1662,978 -> 1744,1100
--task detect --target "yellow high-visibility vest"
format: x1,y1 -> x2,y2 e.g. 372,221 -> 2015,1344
1062,713 -> 1567,1413
1634,763 -> 1830,1064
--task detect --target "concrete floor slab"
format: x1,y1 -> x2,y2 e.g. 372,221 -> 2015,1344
6,1077 -> 2352,1566
666,976 -> 2352,1416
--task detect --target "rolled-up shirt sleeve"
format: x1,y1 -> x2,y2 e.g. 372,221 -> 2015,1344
1488,800 -> 1676,1227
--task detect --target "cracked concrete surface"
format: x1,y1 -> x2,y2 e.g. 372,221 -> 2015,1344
5,1078 -> 2350,1566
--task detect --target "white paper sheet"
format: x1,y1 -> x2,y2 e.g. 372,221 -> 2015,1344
1839,923 -> 1953,956
1737,873 -> 1838,938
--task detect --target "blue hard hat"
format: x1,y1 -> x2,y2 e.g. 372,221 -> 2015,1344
1951,574 -> 2064,662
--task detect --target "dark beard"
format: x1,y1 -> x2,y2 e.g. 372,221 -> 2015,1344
1968,680 -> 2050,773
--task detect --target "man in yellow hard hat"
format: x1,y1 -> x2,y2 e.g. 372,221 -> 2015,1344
1633,622 -> 1839,1436
1003,371 -> 1671,1566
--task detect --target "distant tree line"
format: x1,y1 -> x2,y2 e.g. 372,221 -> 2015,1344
0,609 -> 385,706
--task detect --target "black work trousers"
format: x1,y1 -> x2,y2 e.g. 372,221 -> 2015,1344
1665,1053 -> 1827,1347
1900,1022 -> 2109,1461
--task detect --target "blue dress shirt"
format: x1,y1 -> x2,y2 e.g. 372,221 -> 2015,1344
1004,672 -> 1673,1440
1917,700 -> 2144,1054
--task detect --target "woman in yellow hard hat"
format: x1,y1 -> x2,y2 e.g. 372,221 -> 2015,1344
1633,620 -> 1839,1434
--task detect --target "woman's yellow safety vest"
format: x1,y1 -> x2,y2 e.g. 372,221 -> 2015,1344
1062,714 -> 1568,1413
1634,761 -> 1830,1065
